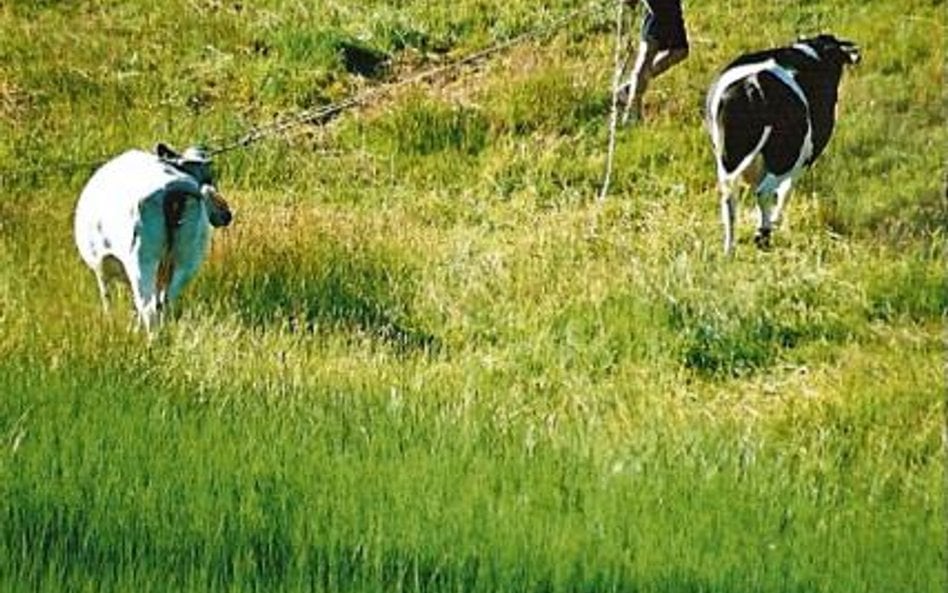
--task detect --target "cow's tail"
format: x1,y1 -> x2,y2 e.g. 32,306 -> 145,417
158,191 -> 187,296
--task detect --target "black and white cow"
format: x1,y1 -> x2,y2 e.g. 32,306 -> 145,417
706,34 -> 860,254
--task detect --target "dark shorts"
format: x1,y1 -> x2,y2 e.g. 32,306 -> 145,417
641,0 -> 689,51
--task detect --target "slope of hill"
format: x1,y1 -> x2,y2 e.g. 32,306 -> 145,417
0,1 -> 944,591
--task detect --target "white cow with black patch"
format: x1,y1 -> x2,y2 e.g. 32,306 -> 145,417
74,143 -> 233,332
706,34 -> 860,254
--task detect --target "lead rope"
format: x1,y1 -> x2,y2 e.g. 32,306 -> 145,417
0,2 -> 612,183
598,0 -> 632,202
209,1 -> 610,157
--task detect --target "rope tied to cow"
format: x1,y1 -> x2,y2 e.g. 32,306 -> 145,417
1,0 -> 615,185
208,0 -> 613,156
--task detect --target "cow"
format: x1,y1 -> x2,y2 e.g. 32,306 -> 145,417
706,34 -> 861,254
74,143 -> 232,332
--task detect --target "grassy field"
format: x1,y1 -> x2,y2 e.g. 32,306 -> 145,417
0,0 -> 945,591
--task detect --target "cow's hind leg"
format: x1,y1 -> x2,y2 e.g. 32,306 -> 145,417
162,198 -> 209,317
126,245 -> 163,334
753,174 -> 778,249
164,262 -> 200,316
131,265 -> 160,332
770,177 -> 794,227
757,95 -> 808,248
718,179 -> 738,255
714,128 -> 772,255
754,173 -> 794,250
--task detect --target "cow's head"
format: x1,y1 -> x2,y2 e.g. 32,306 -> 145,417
156,142 -> 215,185
798,34 -> 861,67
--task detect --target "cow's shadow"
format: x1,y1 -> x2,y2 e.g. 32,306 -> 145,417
197,241 -> 438,354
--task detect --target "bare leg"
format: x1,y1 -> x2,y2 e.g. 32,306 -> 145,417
649,47 -> 688,78
621,42 -> 688,124
621,40 -> 658,124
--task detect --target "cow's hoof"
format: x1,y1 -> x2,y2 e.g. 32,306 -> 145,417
754,229 -> 773,250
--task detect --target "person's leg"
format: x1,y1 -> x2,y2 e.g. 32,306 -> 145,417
649,46 -> 689,78
619,1 -> 688,124
621,39 -> 659,123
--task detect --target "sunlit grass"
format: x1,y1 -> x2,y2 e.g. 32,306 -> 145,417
0,0 -> 944,592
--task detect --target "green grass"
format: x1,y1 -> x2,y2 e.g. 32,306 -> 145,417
0,0 -> 944,591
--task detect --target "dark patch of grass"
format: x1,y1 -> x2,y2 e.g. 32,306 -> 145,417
865,256 -> 948,322
273,26 -> 389,77
665,279 -> 857,379
338,40 -> 390,78
671,304 -> 784,377
198,238 -> 437,352
275,27 -> 389,78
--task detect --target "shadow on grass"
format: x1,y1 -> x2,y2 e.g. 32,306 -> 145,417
665,294 -> 855,379
821,186 -> 948,245
198,239 -> 438,353
337,39 -> 390,78
864,257 -> 948,322
4,497 -> 820,593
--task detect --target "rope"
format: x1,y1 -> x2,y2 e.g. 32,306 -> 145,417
1,0 -> 612,184
598,0 -> 630,202
209,0 -> 611,156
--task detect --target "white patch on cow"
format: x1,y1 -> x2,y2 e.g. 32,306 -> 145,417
709,59 -> 810,120
792,43 -> 821,61
718,126 -> 772,183
74,149 -> 230,332
708,58 -> 812,184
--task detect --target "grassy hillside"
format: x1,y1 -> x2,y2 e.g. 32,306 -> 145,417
0,1 -> 944,591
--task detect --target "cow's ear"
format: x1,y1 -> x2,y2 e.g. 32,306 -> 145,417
155,142 -> 180,161
840,42 -> 861,65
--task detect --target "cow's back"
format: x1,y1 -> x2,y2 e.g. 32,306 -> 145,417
74,150 -> 197,267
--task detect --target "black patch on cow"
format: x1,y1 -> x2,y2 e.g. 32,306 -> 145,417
155,142 -> 179,161
728,42 -> 848,166
725,47 -> 817,73
716,77 -> 768,175
794,65 -> 844,164
756,71 -> 809,176
719,43 -> 847,169
714,70 -> 809,178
